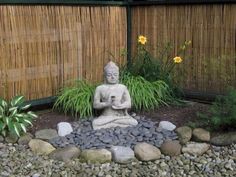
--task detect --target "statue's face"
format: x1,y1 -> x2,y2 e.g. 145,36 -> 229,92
105,69 -> 119,84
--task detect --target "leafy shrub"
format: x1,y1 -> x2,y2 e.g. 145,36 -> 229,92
0,95 -> 37,137
123,36 -> 191,97
54,80 -> 96,118
121,72 -> 174,110
198,88 -> 236,130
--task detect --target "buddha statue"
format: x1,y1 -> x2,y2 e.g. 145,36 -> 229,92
92,61 -> 138,130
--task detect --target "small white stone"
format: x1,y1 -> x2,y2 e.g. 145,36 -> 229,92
57,122 -> 73,136
158,121 -> 176,131
32,173 -> 40,177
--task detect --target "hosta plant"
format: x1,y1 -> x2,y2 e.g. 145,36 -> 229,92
0,95 -> 37,137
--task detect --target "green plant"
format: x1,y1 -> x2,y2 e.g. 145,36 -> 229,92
198,88 -> 236,130
54,80 -> 96,118
0,95 -> 37,137
123,35 -> 191,97
121,72 -> 174,110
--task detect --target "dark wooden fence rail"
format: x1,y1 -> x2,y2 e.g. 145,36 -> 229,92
0,1 -> 236,102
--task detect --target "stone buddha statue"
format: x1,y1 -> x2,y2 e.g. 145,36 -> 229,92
92,61 -> 138,130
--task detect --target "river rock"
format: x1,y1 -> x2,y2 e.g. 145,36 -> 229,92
49,146 -> 80,162
80,149 -> 112,163
210,132 -> 236,146
29,139 -> 56,155
0,135 -> 4,142
110,146 -> 135,164
134,142 -> 161,161
18,133 -> 33,145
192,128 -> 210,142
160,140 -> 181,156
158,121 -> 176,131
175,126 -> 192,144
182,142 -> 210,155
5,133 -> 18,143
57,122 -> 73,136
35,129 -> 58,140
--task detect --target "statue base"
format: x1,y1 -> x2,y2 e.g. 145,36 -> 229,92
92,116 -> 138,130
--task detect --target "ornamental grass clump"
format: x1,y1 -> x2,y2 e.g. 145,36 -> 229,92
0,95 -> 37,137
121,73 -> 173,110
53,80 -> 96,118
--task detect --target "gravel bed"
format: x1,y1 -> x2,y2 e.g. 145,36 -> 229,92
49,117 -> 177,150
0,142 -> 235,177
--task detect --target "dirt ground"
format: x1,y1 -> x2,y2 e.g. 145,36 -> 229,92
30,101 -> 210,134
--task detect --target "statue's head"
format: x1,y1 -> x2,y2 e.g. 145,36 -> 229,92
104,61 -> 119,84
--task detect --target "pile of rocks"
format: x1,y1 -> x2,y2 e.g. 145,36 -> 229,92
23,117 -> 179,164
49,117 -> 177,149
1,115 -> 236,176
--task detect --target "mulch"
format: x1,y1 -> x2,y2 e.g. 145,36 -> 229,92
30,101 -> 210,134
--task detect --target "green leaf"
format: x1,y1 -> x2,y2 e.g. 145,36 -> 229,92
10,109 -> 18,117
20,104 -> 31,110
11,95 -> 25,106
13,123 -> 20,137
0,98 -> 8,108
27,111 -> 38,118
15,114 -> 24,118
14,117 -> 19,122
0,106 -> 4,115
23,119 -> 33,126
20,123 -> 27,133
3,117 -> 10,126
9,107 -> 18,112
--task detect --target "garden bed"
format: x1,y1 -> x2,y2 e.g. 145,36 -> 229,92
30,101 -> 210,134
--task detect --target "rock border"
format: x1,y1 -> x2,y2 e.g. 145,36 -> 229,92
1,120 -> 236,164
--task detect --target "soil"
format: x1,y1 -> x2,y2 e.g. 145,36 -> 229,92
30,101 -> 211,134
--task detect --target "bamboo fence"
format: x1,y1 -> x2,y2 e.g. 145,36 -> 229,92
0,6 -> 127,100
132,4 -> 236,94
0,4 -> 236,101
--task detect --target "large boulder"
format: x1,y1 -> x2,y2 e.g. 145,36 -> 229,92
110,146 -> 135,164
80,149 -> 112,163
35,129 -> 58,140
49,146 -> 80,162
210,132 -> 236,146
158,121 -> 176,131
192,128 -> 210,142
57,122 -> 73,136
160,140 -> 182,156
182,142 -> 210,156
29,139 -> 56,155
134,142 -> 161,161
175,126 -> 192,144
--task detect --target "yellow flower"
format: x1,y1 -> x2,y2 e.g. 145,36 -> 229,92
138,35 -> 147,45
185,40 -> 192,45
173,56 -> 182,63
